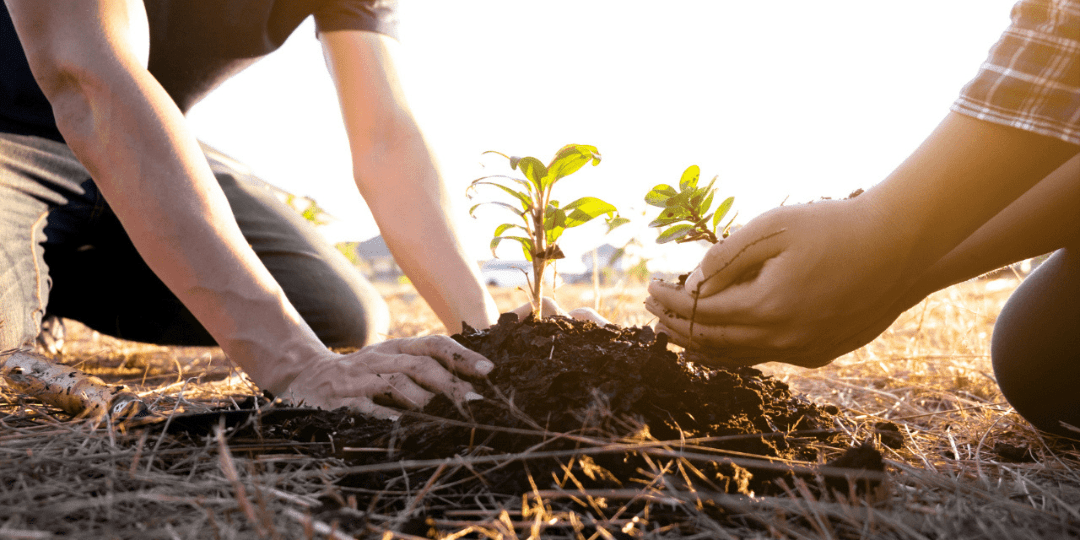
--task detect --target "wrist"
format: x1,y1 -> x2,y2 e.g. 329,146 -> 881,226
207,293 -> 333,396
229,335 -> 331,397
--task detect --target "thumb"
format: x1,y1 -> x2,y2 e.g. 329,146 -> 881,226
685,227 -> 788,297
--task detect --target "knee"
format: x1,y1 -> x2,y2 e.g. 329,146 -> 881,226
316,292 -> 390,350
0,308 -> 43,352
991,250 -> 1080,437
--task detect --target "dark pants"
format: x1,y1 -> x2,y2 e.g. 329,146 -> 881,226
0,133 -> 386,350
992,248 -> 1080,438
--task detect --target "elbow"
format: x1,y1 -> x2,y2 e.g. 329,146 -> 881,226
349,115 -> 428,179
23,38 -> 104,102
27,54 -> 123,147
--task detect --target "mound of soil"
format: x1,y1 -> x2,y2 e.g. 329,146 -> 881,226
230,313 -> 877,500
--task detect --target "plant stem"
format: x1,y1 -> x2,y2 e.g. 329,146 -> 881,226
531,193 -> 547,314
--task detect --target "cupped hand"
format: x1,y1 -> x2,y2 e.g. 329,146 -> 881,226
278,335 -> 494,419
646,197 -> 922,368
510,297 -> 613,326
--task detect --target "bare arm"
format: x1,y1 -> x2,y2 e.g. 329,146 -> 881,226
647,113 -> 1079,367
6,1 -> 490,415
320,30 -> 499,333
7,0 -> 323,393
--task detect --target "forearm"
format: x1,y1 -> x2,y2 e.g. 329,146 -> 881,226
58,85 -> 325,392
357,132 -> 499,332
14,5 -> 328,394
321,30 -> 498,332
897,151 -> 1080,303
859,113 -> 1078,282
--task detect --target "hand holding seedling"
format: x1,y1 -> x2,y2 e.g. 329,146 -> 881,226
278,335 -> 493,420
647,113 -> 1080,370
645,197 -> 914,368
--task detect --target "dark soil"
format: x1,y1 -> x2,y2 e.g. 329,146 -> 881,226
164,313 -> 885,531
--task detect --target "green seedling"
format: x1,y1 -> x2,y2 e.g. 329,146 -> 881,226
467,144 -> 629,314
645,165 -> 736,245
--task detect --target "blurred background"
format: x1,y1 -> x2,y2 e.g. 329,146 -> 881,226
185,0 -> 1019,276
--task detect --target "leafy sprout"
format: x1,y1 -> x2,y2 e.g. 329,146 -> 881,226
645,165 -> 736,245
467,144 -> 629,314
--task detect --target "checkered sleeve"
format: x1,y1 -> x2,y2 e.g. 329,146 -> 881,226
951,0 -> 1080,146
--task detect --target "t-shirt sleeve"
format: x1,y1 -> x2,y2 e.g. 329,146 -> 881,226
312,0 -> 400,40
950,0 -> 1080,146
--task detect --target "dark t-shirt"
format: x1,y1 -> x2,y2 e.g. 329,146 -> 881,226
0,0 -> 399,142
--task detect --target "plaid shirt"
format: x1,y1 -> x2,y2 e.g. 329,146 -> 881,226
951,0 -> 1080,145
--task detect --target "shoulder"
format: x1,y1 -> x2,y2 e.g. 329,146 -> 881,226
950,0 -> 1080,146
307,0 -> 400,40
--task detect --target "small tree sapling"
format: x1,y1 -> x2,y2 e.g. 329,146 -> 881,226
645,165 -> 750,349
467,144 -> 629,314
645,165 -> 737,245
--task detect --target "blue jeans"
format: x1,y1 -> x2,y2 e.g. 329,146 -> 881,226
0,133 -> 387,350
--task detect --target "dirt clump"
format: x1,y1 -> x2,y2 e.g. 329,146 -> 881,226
238,314 -> 878,497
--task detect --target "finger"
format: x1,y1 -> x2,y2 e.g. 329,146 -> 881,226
643,282 -> 773,324
647,275 -> 765,324
339,397 -> 403,421
367,371 -> 437,410
510,297 -> 569,320
567,307 -> 611,326
509,302 -> 533,322
367,353 -> 479,403
392,335 -> 495,378
651,308 -> 778,351
686,225 -> 787,297
538,297 -> 566,318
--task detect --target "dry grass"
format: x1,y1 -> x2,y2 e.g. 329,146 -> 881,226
1,276 -> 1078,539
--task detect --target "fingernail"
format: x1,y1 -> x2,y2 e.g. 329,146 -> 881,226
686,268 -> 704,291
465,392 -> 483,402
476,359 -> 494,375
388,414 -> 400,422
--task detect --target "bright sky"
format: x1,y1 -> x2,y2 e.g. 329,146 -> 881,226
185,0 -> 1019,272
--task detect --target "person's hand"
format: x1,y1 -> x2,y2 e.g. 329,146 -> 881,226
278,335 -> 493,419
646,197 -> 922,368
510,297 -> 613,326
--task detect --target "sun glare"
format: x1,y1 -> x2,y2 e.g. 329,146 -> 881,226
187,0 -> 1018,265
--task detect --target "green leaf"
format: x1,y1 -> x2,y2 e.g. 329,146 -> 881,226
649,215 -> 685,228
546,144 -> 601,189
561,196 -> 617,228
490,235 -> 535,261
679,165 -> 700,191
699,189 -> 716,216
510,156 -> 548,190
644,184 -> 678,207
721,211 -> 739,237
656,223 -> 694,244
469,201 -> 525,219
470,180 -> 533,211
539,244 -> 566,261
648,205 -> 691,227
712,196 -> 735,230
665,189 -> 692,208
606,215 -> 630,233
493,223 -> 525,237
545,207 -> 567,244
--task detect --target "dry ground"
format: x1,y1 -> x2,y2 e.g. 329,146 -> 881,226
1,276 -> 1078,539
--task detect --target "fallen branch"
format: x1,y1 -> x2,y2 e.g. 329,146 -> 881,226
0,349 -> 146,419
